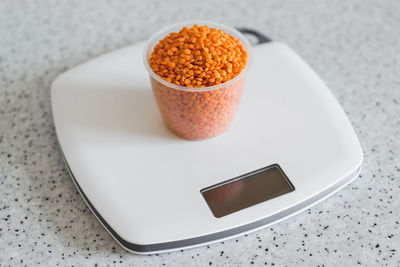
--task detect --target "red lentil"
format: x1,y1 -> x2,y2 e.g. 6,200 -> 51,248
148,24 -> 249,140
149,25 -> 247,87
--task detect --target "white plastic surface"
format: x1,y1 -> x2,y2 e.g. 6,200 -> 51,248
51,42 -> 363,250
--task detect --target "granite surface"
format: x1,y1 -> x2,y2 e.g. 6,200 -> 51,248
1,0 -> 400,266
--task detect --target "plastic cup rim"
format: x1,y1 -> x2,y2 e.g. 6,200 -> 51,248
143,20 -> 252,92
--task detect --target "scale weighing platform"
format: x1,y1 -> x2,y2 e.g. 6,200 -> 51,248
51,31 -> 363,254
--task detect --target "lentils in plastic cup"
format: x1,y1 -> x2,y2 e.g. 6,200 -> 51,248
144,21 -> 251,140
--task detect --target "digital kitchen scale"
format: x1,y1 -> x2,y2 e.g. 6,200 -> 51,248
51,31 -> 363,254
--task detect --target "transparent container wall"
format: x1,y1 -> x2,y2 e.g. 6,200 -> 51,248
144,21 -> 251,140
150,74 -> 246,140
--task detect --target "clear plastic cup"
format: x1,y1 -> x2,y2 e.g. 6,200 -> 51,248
143,21 -> 252,140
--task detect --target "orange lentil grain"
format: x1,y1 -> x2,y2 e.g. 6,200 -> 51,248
148,24 -> 249,139
149,25 -> 247,87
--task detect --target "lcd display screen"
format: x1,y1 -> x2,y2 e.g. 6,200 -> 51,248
201,165 -> 295,218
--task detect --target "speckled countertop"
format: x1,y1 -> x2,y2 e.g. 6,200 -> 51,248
1,0 -> 399,266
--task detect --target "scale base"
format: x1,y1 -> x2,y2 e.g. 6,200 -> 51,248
52,41 -> 363,254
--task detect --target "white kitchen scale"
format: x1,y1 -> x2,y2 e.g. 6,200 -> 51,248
51,30 -> 363,254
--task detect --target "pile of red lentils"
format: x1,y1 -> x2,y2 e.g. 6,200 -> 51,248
149,25 -> 247,87
148,24 -> 249,140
